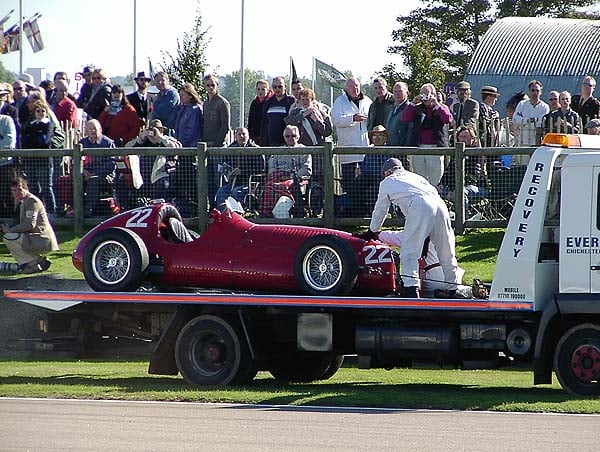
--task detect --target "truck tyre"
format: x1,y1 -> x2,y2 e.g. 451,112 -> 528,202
269,352 -> 343,382
83,228 -> 149,292
295,235 -> 358,296
175,315 -> 254,386
554,323 -> 600,396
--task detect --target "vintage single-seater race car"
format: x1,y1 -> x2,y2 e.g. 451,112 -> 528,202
73,202 -> 399,295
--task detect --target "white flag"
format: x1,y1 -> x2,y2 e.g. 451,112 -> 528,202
24,18 -> 43,52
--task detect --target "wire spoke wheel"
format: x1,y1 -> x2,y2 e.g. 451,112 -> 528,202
92,240 -> 131,285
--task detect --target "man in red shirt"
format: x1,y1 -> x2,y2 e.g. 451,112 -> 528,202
52,80 -> 78,129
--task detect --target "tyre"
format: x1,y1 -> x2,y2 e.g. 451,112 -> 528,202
269,352 -> 343,382
554,323 -> 600,396
294,235 -> 358,296
175,315 -> 254,386
83,227 -> 149,292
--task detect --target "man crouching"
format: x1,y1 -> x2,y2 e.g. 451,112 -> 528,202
1,177 -> 59,274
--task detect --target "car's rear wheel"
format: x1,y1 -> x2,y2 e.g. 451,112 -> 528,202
175,315 -> 255,386
294,235 -> 358,296
269,352 -> 344,382
83,228 -> 149,292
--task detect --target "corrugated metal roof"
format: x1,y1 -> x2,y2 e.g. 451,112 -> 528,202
465,17 -> 600,114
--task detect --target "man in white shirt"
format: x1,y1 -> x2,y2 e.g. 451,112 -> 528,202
512,80 -> 550,160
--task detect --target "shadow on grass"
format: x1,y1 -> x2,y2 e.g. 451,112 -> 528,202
0,373 -> 584,411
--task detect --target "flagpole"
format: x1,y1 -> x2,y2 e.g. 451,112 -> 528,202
239,0 -> 245,128
19,0 -> 23,75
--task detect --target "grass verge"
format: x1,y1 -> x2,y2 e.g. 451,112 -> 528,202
1,359 -> 599,413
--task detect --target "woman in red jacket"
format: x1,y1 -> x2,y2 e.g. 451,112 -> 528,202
98,84 -> 140,146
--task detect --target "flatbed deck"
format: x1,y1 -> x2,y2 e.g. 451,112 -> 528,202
3,290 -> 535,312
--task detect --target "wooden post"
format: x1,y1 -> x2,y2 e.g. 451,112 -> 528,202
454,141 -> 466,235
73,144 -> 84,233
323,142 -> 334,228
197,142 -> 208,232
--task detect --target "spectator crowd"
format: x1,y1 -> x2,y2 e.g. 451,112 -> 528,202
1,66 -> 599,221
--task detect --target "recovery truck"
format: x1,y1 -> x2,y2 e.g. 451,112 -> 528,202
4,133 -> 600,395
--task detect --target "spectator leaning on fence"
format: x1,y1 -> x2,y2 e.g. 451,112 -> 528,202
125,119 -> 181,202
543,91 -> 579,135
478,85 -> 500,147
512,80 -> 549,163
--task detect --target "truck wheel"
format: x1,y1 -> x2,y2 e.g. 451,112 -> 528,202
554,323 -> 600,396
175,315 -> 254,386
295,235 -> 358,296
83,228 -> 149,292
269,353 -> 343,382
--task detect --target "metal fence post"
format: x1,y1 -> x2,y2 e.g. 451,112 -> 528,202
197,143 -> 208,232
73,144 -> 84,233
454,141 -> 466,235
323,142 -> 335,228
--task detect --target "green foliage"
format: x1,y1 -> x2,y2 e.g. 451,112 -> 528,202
219,69 -> 268,129
160,8 -> 210,94
386,0 -> 598,87
0,60 -> 17,83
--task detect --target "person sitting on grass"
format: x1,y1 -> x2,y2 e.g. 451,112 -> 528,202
0,177 -> 59,274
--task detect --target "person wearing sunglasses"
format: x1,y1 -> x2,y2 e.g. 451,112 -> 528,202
571,76 -> 600,131
202,74 -> 230,148
512,80 -> 549,158
261,76 -> 295,146
84,68 -> 112,120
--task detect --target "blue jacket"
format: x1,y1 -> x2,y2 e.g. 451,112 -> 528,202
80,135 -> 116,178
151,87 -> 180,130
174,103 -> 204,147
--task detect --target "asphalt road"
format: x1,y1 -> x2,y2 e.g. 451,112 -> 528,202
1,398 -> 599,452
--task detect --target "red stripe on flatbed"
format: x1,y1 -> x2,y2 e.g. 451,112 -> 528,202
3,290 -> 535,311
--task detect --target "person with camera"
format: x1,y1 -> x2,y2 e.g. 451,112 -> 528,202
401,83 -> 453,186
1,176 -> 59,274
125,119 -> 182,202
285,88 -> 332,146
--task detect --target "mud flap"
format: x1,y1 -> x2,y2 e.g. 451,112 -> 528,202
148,305 -> 195,375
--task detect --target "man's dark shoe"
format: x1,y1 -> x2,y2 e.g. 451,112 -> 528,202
39,257 -> 51,272
403,286 -> 420,298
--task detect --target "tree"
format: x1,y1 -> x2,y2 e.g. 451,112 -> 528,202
0,60 -> 17,83
385,0 -> 598,87
219,68 -> 268,129
160,8 -> 210,95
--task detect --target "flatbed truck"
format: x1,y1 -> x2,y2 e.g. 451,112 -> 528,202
5,133 -> 600,396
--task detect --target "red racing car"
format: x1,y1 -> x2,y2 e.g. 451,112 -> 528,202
73,202 -> 399,295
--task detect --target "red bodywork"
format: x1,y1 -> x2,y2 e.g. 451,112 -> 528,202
72,203 -> 397,295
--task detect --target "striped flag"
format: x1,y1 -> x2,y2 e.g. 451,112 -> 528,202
24,17 -> 44,52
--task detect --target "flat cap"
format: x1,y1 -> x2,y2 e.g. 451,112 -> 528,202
456,81 -> 471,90
381,158 -> 403,176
